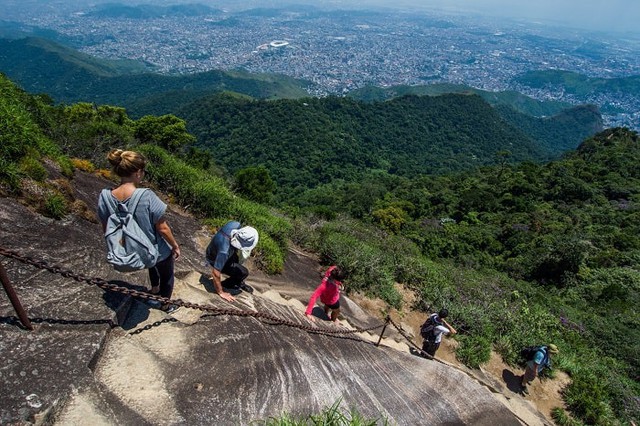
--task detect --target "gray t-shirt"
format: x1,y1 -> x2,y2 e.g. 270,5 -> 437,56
97,188 -> 172,262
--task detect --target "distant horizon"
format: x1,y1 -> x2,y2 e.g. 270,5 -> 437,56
204,0 -> 640,34
407,0 -> 639,34
3,0 -> 637,35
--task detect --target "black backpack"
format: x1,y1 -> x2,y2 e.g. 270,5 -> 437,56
520,345 -> 549,365
420,314 -> 441,341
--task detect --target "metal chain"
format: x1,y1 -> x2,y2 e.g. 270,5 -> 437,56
129,317 -> 178,335
0,247 -> 386,339
388,317 -> 437,360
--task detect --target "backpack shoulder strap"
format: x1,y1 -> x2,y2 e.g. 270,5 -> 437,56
541,346 -> 550,364
128,188 -> 149,214
100,189 -> 118,214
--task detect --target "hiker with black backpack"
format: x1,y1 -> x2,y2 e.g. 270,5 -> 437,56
420,308 -> 457,358
98,149 -> 181,313
520,344 -> 559,395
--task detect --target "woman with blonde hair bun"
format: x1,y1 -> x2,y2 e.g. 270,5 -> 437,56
97,149 -> 181,313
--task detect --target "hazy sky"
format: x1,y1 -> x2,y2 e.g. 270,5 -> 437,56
363,0 -> 640,33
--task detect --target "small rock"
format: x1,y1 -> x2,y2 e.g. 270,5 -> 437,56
26,394 -> 42,409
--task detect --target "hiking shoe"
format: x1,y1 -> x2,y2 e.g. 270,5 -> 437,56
145,299 -> 162,309
239,282 -> 254,293
520,386 -> 529,396
162,304 -> 179,314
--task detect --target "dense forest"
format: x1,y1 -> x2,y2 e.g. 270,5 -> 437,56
180,92 -> 601,194
348,82 -> 573,117
1,72 -> 638,425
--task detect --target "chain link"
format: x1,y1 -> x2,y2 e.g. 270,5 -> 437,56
129,318 -> 178,335
388,317 -> 436,360
0,247 -> 387,339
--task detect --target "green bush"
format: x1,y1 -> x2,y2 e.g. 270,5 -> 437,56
43,193 -> 68,219
563,370 -> 614,425
0,158 -> 21,190
258,399 -> 387,426
456,334 -> 492,369
19,155 -> 47,182
551,408 -> 585,426
255,233 -> 286,274
234,166 -> 276,203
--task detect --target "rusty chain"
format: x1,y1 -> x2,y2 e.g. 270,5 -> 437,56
0,247 -> 387,340
1,315 -> 117,328
129,317 -> 178,335
387,317 -> 438,361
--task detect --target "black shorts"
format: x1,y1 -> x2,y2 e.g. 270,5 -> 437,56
326,300 -> 340,310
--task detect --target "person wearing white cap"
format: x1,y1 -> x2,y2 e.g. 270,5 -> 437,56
205,220 -> 258,301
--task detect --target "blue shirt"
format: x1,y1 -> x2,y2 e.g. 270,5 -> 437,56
206,221 -> 241,271
532,348 -> 550,372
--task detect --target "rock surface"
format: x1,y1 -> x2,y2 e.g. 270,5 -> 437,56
0,171 -> 543,425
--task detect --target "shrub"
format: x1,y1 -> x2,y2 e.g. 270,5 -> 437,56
563,370 -> 613,425
551,408 -> 585,426
19,155 -> 47,182
42,193 -> 68,219
456,334 -> 492,369
259,399 -> 387,426
234,166 -> 276,203
0,158 -> 21,191
71,158 -> 96,173
254,233 -> 285,274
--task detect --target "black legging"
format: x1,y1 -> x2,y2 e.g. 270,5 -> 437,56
148,254 -> 175,298
422,339 -> 440,357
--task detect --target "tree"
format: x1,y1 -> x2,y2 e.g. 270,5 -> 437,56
133,114 -> 195,153
234,166 -> 276,203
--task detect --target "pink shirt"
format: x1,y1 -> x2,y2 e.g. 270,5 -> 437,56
305,266 -> 342,315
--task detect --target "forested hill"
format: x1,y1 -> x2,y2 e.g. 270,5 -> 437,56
0,37 -> 308,110
516,69 -> 640,99
348,82 -> 573,117
181,93 -> 599,192
494,104 -> 603,156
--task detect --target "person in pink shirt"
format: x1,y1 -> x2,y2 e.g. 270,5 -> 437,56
305,266 -> 345,322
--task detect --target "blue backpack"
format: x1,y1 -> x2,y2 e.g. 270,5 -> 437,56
101,188 -> 159,272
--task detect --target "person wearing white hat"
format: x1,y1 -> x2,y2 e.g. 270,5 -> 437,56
205,221 -> 258,301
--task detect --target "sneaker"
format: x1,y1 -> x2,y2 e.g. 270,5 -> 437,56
145,299 -> 162,309
520,385 -> 529,396
239,282 -> 254,293
161,304 -> 179,314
